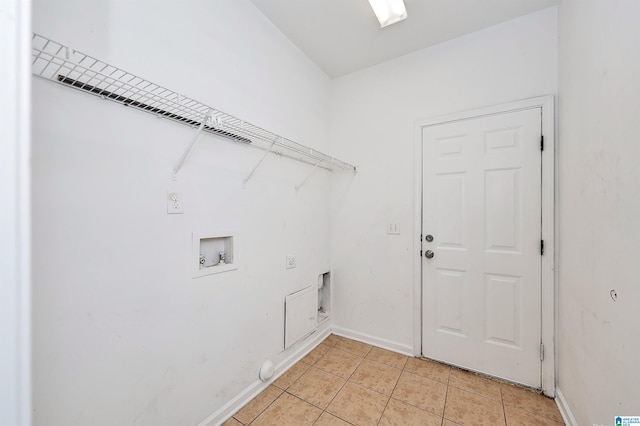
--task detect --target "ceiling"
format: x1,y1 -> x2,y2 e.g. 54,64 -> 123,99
249,0 -> 559,78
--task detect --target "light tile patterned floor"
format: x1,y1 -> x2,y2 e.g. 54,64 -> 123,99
223,334 -> 564,426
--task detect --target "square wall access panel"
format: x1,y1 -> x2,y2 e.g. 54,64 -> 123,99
284,286 -> 316,349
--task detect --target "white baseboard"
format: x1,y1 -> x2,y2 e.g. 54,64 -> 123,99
555,388 -> 578,426
331,326 -> 414,357
198,326 -> 331,426
198,325 -> 413,426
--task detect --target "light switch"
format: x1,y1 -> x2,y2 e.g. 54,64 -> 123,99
387,222 -> 400,235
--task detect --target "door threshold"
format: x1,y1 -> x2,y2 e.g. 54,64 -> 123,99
417,355 -> 546,396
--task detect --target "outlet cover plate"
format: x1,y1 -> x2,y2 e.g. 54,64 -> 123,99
286,255 -> 296,269
167,192 -> 183,214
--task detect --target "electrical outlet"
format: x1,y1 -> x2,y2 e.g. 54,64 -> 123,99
167,192 -> 183,214
387,222 -> 400,235
286,255 -> 296,269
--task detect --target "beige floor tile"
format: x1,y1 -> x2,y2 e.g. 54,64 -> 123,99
379,397 -> 443,426
500,383 -> 563,423
314,411 -> 351,426
221,417 -> 243,426
231,343 -> 562,426
233,385 -> 282,425
449,368 -> 502,401
302,342 -> 333,365
315,348 -> 363,378
505,406 -> 565,425
404,357 -> 451,384
318,341 -> 335,352
349,359 -> 402,395
366,346 -> 408,369
287,367 -> 346,409
322,334 -> 341,347
333,337 -> 373,356
444,386 -> 506,426
326,382 -> 389,426
251,392 -> 322,426
273,361 -> 311,390
391,371 -> 447,416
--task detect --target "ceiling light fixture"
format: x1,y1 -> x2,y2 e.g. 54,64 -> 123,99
367,0 -> 407,28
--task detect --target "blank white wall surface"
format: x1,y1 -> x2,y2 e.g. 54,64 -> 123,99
0,0 -> 31,425
329,8 -> 557,349
31,1 -> 332,425
558,1 -> 640,423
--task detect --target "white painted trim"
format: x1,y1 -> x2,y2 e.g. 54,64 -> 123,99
198,326 -> 331,426
555,388 -> 578,426
199,323 -> 418,425
540,95 -> 556,398
332,326 -> 414,357
0,0 -> 31,425
412,123 -> 423,357
412,96 -> 556,395
415,96 -> 554,128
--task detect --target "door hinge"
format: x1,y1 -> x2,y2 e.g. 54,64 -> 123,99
420,250 -> 423,258
420,234 -> 423,241
540,135 -> 544,151
540,240 -> 544,255
540,343 -> 545,361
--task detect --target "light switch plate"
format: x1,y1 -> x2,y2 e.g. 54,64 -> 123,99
387,222 -> 400,235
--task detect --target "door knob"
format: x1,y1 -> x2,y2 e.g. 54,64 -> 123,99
425,250 -> 435,259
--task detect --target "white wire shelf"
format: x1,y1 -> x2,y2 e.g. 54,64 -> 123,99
31,33 -> 357,174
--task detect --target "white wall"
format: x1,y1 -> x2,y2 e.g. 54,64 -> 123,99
557,1 -> 640,424
329,8 -> 557,350
31,1 -> 335,425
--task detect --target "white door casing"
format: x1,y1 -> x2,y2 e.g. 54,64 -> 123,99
0,0 -> 32,424
412,96 -> 555,396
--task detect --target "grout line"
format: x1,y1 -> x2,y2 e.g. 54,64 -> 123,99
365,345 -> 410,370
375,361 -> 404,425
446,384 -> 503,403
312,333 -> 358,425
500,382 -> 564,423
318,347 -> 368,425
306,364 -> 347,381
273,360 -> 313,391
235,336 -> 561,426
242,386 -> 285,426
503,404 -> 565,424
283,369 -> 341,412
280,393 -> 329,425
441,375 -> 450,426
413,360 -> 450,420
500,384 -> 508,425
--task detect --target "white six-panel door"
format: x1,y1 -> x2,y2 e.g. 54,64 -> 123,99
421,108 -> 542,387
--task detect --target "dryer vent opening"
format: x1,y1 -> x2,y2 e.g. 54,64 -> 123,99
318,271 -> 331,325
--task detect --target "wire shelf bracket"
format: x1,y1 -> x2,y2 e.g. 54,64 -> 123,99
172,109 -> 213,180
242,137 -> 279,188
295,161 -> 322,191
30,33 -> 358,182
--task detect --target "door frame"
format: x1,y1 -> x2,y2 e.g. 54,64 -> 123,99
412,96 -> 556,397
0,0 -> 32,424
